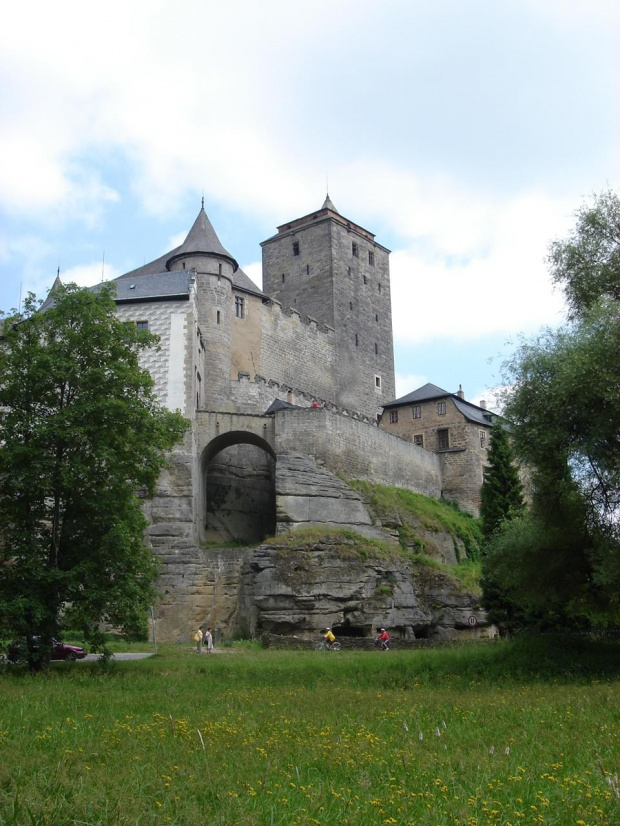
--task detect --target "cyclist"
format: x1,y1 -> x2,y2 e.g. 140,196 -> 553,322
378,628 -> 390,651
323,627 -> 336,650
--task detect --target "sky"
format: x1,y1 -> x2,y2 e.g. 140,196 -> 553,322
1,0 -> 618,408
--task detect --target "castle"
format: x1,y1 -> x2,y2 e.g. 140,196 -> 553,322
75,196 -> 493,638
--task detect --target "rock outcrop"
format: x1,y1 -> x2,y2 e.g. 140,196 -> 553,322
241,538 -> 491,641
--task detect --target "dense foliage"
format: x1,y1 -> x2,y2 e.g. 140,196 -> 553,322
479,422 -> 523,540
0,285 -> 187,669
483,191 -> 620,629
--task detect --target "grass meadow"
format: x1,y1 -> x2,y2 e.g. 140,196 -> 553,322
1,636 -> 619,825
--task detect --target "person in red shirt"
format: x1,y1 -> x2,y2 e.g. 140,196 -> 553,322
377,628 -> 390,651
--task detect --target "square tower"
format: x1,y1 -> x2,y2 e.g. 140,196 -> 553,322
261,197 -> 395,419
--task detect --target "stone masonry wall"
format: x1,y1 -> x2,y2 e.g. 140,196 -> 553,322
275,408 -> 442,498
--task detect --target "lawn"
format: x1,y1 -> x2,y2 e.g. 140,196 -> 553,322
0,637 -> 619,825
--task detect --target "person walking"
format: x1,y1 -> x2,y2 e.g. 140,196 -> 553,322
204,627 -> 214,654
194,627 -> 203,653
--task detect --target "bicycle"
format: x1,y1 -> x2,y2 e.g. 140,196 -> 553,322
314,639 -> 342,651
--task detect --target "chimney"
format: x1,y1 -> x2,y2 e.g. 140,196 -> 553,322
479,400 -> 487,410
456,384 -> 465,400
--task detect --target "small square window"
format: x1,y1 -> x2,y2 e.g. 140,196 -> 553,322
437,401 -> 446,415
235,296 -> 245,319
368,251 -> 375,266
437,428 -> 449,450
293,241 -> 300,256
413,434 -> 423,447
412,405 -> 421,419
389,410 -> 398,424
352,242 -> 359,258
136,320 -> 149,331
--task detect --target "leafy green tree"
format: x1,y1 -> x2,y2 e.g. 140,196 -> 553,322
479,422 -> 524,539
0,285 -> 187,669
548,189 -> 620,319
483,190 -> 620,629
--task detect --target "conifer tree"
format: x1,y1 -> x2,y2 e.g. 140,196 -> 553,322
480,423 -> 524,539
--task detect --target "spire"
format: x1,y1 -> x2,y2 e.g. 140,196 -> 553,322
321,192 -> 338,213
166,204 -> 238,272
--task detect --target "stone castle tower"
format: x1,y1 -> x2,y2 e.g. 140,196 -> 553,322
261,195 -> 395,417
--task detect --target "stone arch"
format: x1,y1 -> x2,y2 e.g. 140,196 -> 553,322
198,431 -> 276,545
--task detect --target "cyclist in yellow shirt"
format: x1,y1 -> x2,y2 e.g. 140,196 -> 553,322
323,628 -> 336,649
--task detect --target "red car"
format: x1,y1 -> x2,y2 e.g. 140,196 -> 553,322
7,637 -> 87,663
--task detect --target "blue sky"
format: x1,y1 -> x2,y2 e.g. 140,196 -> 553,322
1,0 -> 618,407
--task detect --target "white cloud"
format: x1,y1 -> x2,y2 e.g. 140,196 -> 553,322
470,385 -> 510,415
242,262 -> 263,290
390,190 -> 571,344
166,231 -> 187,252
60,262 -> 121,289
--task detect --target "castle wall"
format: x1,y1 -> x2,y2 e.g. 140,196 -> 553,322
274,408 -> 442,498
227,298 -> 337,413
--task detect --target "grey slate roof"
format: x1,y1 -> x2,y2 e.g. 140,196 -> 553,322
112,271 -> 192,302
383,382 -> 494,426
264,399 -> 301,414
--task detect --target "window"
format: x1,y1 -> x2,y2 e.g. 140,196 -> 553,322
412,405 -> 421,419
368,251 -> 375,266
437,428 -> 449,450
349,301 -> 353,310
389,410 -> 398,424
413,434 -> 423,447
216,310 -> 221,325
355,333 -> 359,346
375,375 -> 381,389
306,264 -> 310,275
235,296 -> 245,318
437,401 -> 446,415
374,342 -> 379,355
375,313 -> 379,322
363,275 -> 367,285
378,282 -> 382,293
352,242 -> 359,258
293,241 -> 300,256
348,266 -> 351,277
136,320 -> 149,332
282,273 -> 285,283
218,263 -> 222,275
480,430 -> 487,448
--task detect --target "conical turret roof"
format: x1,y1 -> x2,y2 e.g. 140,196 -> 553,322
166,206 -> 238,271
321,193 -> 338,213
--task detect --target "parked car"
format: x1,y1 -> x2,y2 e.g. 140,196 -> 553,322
6,637 -> 87,663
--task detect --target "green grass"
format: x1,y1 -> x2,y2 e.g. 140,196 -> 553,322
1,637 -> 619,825
348,480 -> 484,562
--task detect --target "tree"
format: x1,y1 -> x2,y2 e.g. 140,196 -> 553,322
479,422 -> 524,540
0,285 -> 187,669
483,190 -> 620,628
548,189 -> 620,319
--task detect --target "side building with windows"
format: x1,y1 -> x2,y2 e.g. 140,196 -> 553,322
379,383 -> 494,514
